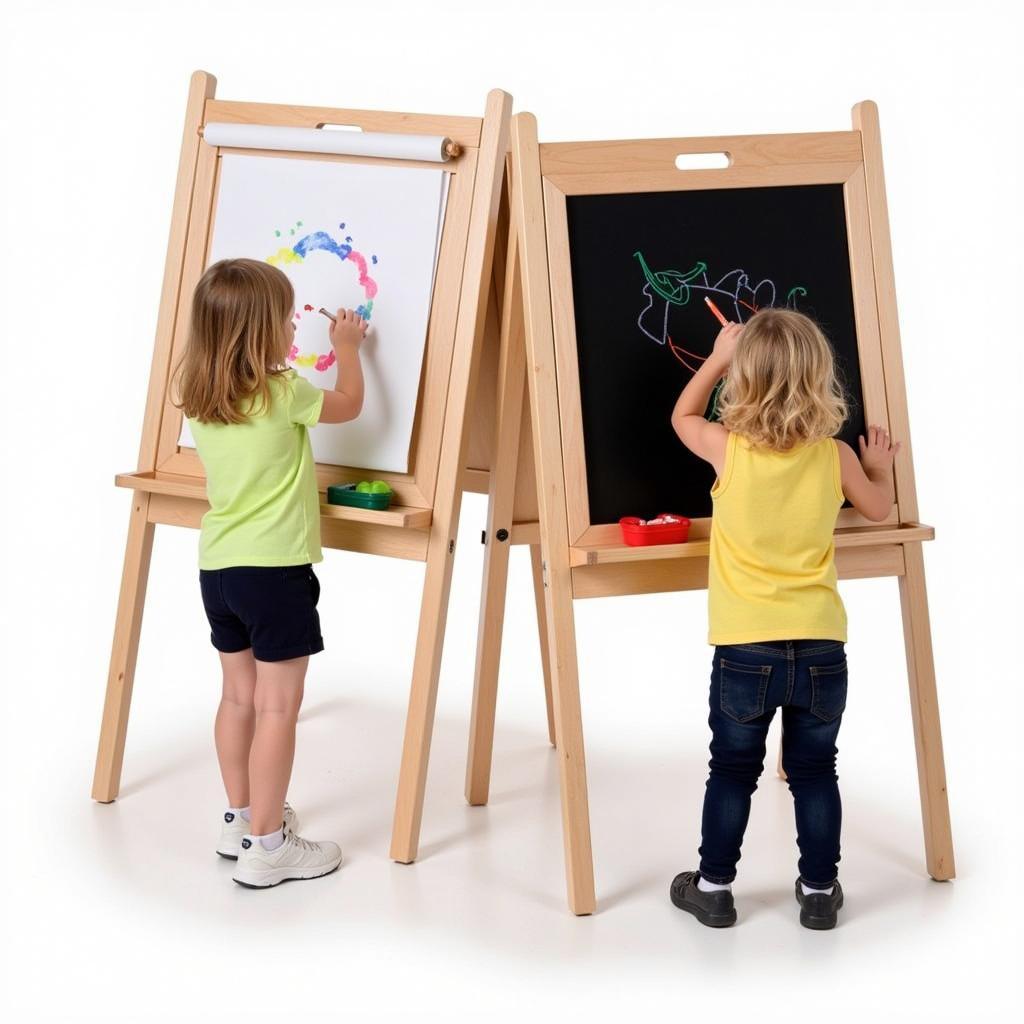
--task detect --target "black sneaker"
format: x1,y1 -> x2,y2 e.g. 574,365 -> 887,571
794,878 -> 844,929
670,871 -> 737,928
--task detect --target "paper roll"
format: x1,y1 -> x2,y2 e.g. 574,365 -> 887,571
202,122 -> 455,162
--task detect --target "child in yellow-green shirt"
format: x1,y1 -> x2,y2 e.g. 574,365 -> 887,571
668,309 -> 900,930
176,258 -> 367,888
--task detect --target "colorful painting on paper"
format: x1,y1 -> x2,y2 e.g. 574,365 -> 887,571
178,154 -> 449,473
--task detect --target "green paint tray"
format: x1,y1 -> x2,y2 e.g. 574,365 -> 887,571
326,483 -> 394,511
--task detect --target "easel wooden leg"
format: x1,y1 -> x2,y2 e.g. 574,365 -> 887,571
899,542 -> 955,880
465,230 -> 533,805
464,525 -> 510,806
512,113 -> 596,914
390,89 -> 512,864
540,557 -> 596,914
390,532 -> 461,862
530,543 -> 556,747
92,493 -> 155,802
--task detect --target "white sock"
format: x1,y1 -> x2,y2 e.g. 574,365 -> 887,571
697,875 -> 732,893
253,828 -> 285,852
801,882 -> 835,896
226,806 -> 251,823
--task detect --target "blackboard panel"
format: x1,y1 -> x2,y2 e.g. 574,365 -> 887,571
565,184 -> 866,525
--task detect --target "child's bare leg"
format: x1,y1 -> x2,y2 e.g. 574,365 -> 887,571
214,650 -> 258,808
249,656 -> 307,835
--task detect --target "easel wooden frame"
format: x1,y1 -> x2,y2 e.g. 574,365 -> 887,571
92,72 -> 513,827
454,104 -> 954,915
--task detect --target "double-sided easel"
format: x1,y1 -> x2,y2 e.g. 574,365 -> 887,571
92,71 -> 513,832
429,104 -> 954,915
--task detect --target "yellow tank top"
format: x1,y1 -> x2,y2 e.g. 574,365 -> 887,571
707,432 -> 847,645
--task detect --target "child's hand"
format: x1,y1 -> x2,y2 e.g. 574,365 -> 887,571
711,322 -> 742,369
858,425 -> 901,479
329,308 -> 368,350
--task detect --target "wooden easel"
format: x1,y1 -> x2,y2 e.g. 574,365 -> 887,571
92,72 -> 513,824
445,104 -> 954,915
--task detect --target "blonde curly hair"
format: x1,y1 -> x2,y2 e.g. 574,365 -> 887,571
717,308 -> 848,451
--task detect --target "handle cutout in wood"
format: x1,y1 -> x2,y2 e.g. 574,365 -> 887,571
675,152 -> 730,170
317,123 -> 364,133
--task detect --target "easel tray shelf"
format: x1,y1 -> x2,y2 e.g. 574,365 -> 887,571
568,522 -> 935,566
115,471 -> 432,529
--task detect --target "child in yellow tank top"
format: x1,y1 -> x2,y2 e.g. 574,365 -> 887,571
666,308 -> 900,930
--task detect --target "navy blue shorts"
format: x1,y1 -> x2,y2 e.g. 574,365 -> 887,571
199,565 -> 324,662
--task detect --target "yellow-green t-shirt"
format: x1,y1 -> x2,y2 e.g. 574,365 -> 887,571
707,432 -> 847,645
189,370 -> 325,570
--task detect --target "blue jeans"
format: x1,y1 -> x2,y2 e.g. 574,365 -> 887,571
698,640 -> 848,889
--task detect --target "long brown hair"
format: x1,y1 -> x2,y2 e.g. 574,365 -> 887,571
718,308 -> 848,451
174,258 -> 294,424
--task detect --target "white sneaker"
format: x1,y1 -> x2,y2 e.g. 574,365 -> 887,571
232,831 -> 343,889
216,803 -> 299,860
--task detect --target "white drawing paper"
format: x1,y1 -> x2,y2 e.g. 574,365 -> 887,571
179,153 -> 449,473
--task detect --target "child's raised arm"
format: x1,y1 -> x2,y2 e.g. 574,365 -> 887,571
837,425 -> 900,521
319,308 -> 367,424
670,322 -> 739,475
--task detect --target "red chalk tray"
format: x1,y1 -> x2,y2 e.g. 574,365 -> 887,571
618,513 -> 691,546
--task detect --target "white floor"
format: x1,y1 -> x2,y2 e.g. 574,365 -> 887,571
5,500 -> 1018,1022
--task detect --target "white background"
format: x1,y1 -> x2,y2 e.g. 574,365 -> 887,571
1,2 -> 1021,1021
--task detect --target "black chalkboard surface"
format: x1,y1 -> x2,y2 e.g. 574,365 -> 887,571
564,184 -> 866,525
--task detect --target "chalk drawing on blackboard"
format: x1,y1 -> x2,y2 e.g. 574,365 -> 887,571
267,226 -> 380,373
633,250 -> 807,375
